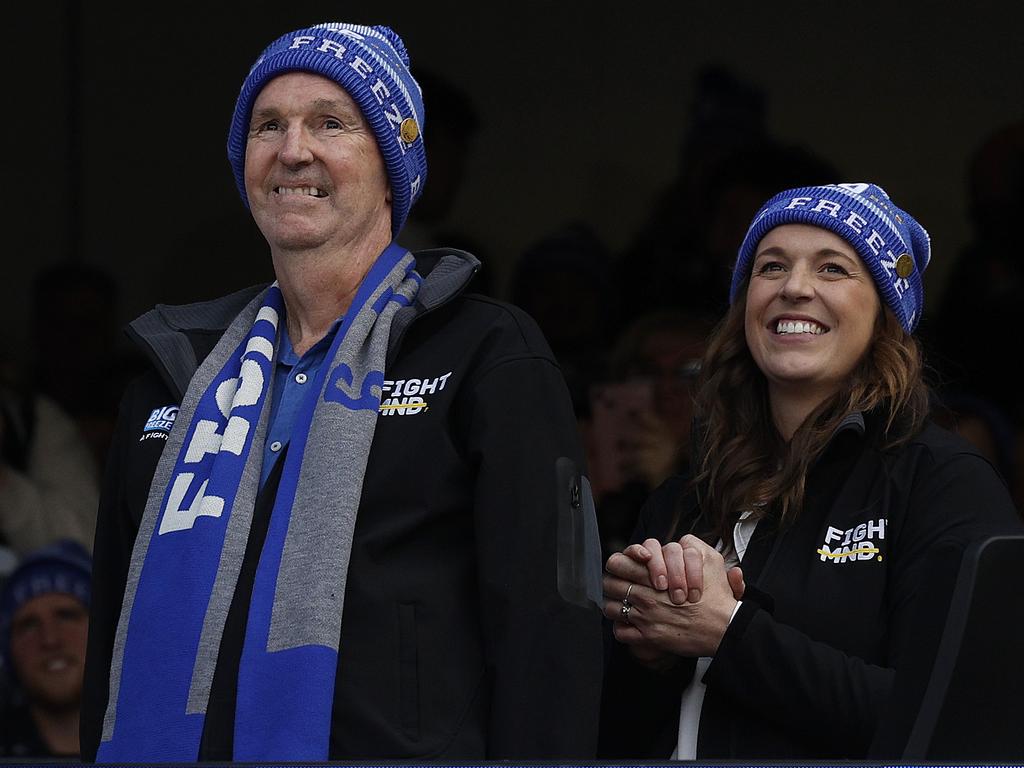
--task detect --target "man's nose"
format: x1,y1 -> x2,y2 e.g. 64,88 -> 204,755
278,126 -> 314,166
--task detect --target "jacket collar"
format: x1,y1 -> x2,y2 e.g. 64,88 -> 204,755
127,248 -> 480,399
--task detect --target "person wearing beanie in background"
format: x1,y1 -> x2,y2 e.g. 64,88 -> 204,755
596,183 -> 1024,759
1,539 -> 91,759
80,21 -> 602,763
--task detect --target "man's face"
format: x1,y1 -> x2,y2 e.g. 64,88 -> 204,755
244,72 -> 392,255
9,593 -> 89,712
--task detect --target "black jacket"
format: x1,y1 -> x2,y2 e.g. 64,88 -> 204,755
82,249 -> 604,761
599,412 -> 1023,759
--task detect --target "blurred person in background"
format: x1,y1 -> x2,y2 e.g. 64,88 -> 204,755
922,118 -> 1024,510
585,308 -> 715,559
1,539 -> 91,759
510,222 -> 615,419
1,352 -> 99,556
30,262 -> 147,473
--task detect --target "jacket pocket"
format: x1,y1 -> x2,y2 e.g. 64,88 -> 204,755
398,602 -> 419,741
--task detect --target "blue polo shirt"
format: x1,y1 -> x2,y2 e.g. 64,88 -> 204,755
260,318 -> 342,488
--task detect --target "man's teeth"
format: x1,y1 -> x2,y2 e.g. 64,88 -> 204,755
46,659 -> 70,672
776,320 -> 825,335
276,186 -> 324,197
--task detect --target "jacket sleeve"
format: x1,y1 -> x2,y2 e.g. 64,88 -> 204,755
459,350 -> 604,759
80,375 -> 163,761
701,449 -> 1024,755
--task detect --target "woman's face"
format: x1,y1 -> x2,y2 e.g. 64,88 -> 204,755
744,224 -> 881,408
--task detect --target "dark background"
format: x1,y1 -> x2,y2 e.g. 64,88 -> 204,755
7,0 -> 1023,375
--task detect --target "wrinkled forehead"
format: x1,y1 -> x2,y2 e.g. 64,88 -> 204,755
251,71 -> 362,117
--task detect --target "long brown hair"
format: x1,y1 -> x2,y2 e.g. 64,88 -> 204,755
679,290 -> 930,545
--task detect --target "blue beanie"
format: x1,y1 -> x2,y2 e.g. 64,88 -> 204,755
730,183 -> 931,332
227,22 -> 427,238
0,539 -> 92,676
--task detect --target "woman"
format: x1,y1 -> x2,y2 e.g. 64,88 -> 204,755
597,182 -> 1023,760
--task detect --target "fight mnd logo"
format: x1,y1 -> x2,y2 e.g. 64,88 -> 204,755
140,405 -> 179,441
816,518 -> 886,563
378,371 -> 453,416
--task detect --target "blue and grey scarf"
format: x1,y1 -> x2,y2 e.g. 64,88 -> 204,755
98,243 -> 420,761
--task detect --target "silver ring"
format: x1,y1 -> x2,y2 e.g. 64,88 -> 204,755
624,583 -> 635,602
619,601 -> 632,622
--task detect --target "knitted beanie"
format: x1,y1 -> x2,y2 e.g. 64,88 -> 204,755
730,183 -> 931,331
227,22 -> 427,237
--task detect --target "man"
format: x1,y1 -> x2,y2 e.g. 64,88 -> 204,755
1,539 -> 92,758
80,21 -> 602,762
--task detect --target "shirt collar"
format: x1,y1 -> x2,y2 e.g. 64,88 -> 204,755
276,314 -> 345,367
